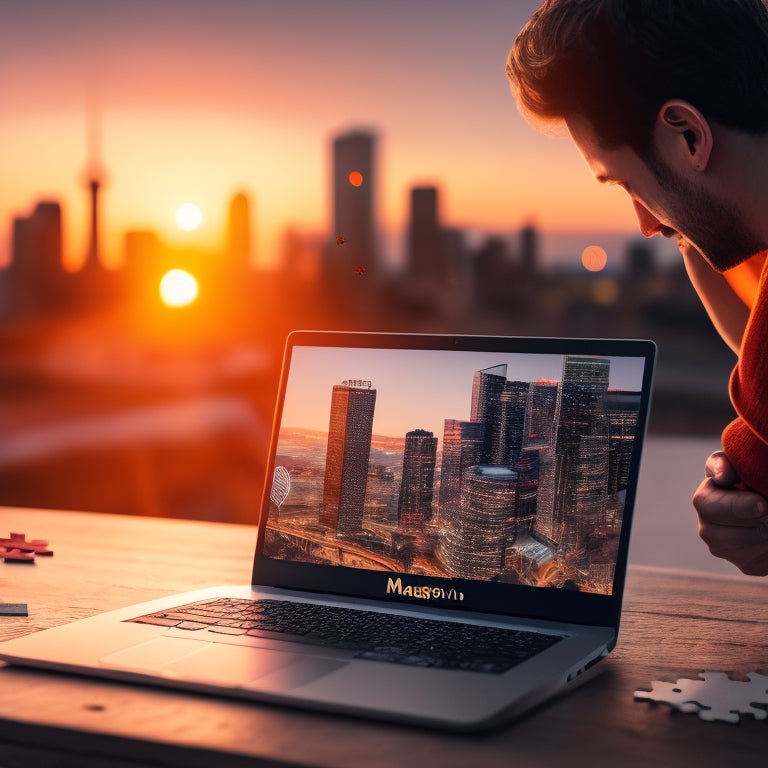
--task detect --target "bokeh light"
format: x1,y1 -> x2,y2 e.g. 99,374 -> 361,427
348,171 -> 363,187
591,277 -> 620,306
174,203 -> 203,231
581,245 -> 608,272
159,269 -> 199,307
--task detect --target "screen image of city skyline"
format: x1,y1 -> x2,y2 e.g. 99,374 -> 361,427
1,0 -> 674,277
279,346 -> 647,440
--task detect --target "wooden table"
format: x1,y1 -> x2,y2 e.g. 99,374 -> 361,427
1,507 -> 767,768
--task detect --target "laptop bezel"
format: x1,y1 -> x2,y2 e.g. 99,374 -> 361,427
252,330 -> 656,632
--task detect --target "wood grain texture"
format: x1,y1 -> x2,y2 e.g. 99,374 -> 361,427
1,508 -> 767,768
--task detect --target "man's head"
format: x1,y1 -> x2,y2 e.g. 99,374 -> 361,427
506,0 -> 768,156
505,0 -> 768,270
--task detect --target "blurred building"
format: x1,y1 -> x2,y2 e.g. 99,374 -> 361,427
519,223 -> 539,279
227,192 -> 252,269
407,186 -> 443,278
8,200 -> 67,320
328,130 -> 378,282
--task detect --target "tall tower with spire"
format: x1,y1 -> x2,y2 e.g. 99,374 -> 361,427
74,86 -> 116,309
82,87 -> 105,275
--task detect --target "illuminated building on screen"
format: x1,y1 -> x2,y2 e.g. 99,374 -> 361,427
441,465 -> 518,580
470,364 -> 507,463
496,380 -> 530,465
604,390 -> 641,494
397,429 -> 438,531
551,356 -> 610,553
514,449 -> 540,537
524,380 -> 560,449
437,419 -> 485,526
319,380 -> 377,536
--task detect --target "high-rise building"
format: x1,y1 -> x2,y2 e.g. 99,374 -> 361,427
437,419 -> 485,526
496,380 -> 530,465
470,364 -> 507,463
440,465 -> 518,580
9,201 -> 65,319
523,380 -> 560,449
514,449 -> 540,539
330,130 -> 377,280
603,390 -> 641,495
551,356 -> 611,552
519,223 -> 539,278
397,429 -> 438,530
407,186 -> 443,278
227,192 -> 252,269
320,380 -> 377,536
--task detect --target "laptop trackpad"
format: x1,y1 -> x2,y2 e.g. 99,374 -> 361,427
101,638 -> 343,689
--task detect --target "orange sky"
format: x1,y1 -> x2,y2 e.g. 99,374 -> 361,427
1,1 -> 662,274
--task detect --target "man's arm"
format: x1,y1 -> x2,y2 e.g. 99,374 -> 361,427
680,240 -> 749,354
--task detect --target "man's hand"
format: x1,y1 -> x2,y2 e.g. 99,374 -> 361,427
693,451 -> 768,576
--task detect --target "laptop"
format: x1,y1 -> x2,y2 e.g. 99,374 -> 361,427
0,330 -> 656,730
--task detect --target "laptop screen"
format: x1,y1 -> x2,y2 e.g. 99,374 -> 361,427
255,332 -> 655,622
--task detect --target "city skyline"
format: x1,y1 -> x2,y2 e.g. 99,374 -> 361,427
279,345 -> 646,440
267,348 -> 645,593
1,0 -> 683,275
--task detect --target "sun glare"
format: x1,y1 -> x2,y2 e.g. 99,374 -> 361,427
159,269 -> 198,307
174,203 -> 203,231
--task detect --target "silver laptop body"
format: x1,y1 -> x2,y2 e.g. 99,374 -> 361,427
0,331 -> 656,730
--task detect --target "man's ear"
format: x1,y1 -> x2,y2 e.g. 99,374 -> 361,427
656,100 -> 713,172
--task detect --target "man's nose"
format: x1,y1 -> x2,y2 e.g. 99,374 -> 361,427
632,200 -> 665,237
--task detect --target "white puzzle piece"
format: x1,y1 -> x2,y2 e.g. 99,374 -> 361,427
635,671 -> 768,723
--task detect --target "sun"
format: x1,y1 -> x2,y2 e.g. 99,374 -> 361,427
159,269 -> 199,307
174,203 -> 203,231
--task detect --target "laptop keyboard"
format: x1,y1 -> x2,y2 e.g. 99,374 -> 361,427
128,597 -> 562,674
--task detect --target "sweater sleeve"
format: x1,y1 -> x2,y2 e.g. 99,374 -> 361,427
721,256 -> 768,498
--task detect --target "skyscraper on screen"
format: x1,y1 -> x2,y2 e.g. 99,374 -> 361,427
320,380 -> 377,536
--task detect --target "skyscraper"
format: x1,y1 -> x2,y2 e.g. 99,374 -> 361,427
330,130 -> 377,280
551,356 -> 610,551
397,429 -> 438,531
320,380 -> 377,536
470,364 -> 507,464
519,223 -> 539,278
441,465 -> 518,580
496,380 -> 530,465
437,419 -> 485,526
603,390 -> 641,495
523,380 -> 560,449
407,186 -> 443,277
9,201 -> 65,319
227,192 -> 252,269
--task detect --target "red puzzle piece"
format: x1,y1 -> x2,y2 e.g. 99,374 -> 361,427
1,532 -> 54,562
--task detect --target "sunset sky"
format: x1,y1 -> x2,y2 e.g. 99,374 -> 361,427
0,0 -> 675,274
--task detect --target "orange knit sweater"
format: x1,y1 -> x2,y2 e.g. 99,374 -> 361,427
721,253 -> 768,496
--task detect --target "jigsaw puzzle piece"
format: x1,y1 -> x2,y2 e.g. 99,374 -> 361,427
1,548 -> 36,563
0,532 -> 54,559
635,671 -> 768,724
634,680 -> 703,715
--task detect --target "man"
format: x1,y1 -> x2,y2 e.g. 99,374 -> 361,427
505,0 -> 768,575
